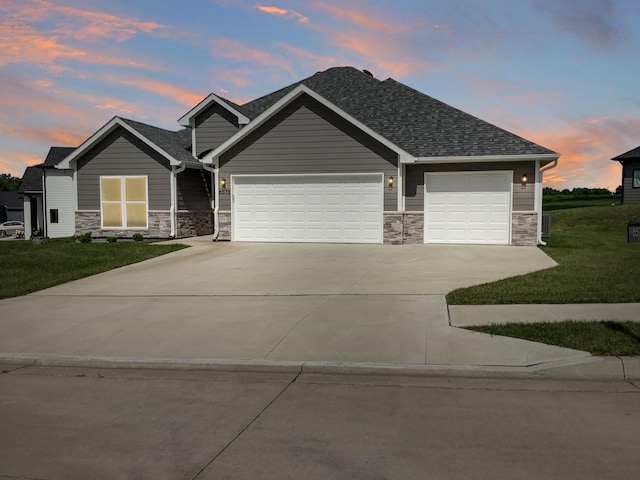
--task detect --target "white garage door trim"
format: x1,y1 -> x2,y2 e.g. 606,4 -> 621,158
231,173 -> 384,244
424,171 -> 513,245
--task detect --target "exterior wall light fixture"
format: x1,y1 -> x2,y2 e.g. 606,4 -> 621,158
521,174 -> 528,189
220,178 -> 227,191
388,176 -> 394,190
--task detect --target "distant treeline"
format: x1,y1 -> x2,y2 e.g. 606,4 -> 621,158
543,187 -> 621,210
544,187 -> 620,199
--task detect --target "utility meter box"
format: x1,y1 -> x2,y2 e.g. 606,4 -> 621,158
628,220 -> 640,243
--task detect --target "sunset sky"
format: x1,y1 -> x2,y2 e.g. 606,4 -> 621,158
1,0 -> 639,190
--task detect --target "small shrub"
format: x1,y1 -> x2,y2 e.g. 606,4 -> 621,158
78,232 -> 92,243
132,233 -> 144,242
106,236 -> 117,243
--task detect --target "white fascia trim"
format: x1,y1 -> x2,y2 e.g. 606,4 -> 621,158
409,153 -> 559,165
178,93 -> 250,127
56,117 -> 181,169
201,84 -> 413,165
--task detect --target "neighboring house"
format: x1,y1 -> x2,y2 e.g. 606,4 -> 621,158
19,147 -> 76,239
0,191 -> 24,223
43,66 -> 558,245
612,145 -> 640,204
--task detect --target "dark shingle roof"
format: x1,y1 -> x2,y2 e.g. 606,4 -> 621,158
612,145 -> 640,160
239,66 -> 555,157
0,191 -> 23,208
40,147 -> 76,167
18,166 -> 43,193
343,78 -> 555,157
119,118 -> 198,165
241,66 -> 380,118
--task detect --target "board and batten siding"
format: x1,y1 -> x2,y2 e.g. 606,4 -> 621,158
219,95 -> 398,212
194,104 -> 239,157
622,159 -> 640,204
76,128 -> 171,210
177,168 -> 212,211
44,169 -> 76,237
404,162 -> 536,211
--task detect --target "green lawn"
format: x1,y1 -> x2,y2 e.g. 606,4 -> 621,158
0,237 -> 187,299
447,204 -> 640,304
468,321 -> 640,356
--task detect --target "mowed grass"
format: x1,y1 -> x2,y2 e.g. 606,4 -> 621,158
447,204 -> 640,304
0,237 -> 187,299
468,321 -> 640,356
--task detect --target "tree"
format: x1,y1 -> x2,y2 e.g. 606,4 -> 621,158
0,173 -> 22,191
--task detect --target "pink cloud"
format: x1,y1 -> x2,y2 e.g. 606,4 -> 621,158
0,16 -> 158,70
103,76 -> 203,108
277,43 -> 338,71
0,124 -> 86,147
0,150 -> 44,178
211,37 -> 295,75
255,4 -> 310,23
7,0 -> 165,43
311,1 -> 405,33
330,31 -> 429,77
524,116 -> 640,190
0,0 -> 165,70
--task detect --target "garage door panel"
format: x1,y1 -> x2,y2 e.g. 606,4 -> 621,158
233,175 -> 383,243
425,172 -> 511,245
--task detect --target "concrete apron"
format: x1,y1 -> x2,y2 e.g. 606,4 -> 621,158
0,241 -> 591,373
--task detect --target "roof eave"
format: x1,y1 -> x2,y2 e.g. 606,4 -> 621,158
57,117 -> 182,169
408,153 -> 560,165
202,84 -> 411,164
178,93 -> 250,127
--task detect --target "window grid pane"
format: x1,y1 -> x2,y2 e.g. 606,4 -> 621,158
101,178 -> 122,202
126,177 -> 147,201
103,203 -> 123,227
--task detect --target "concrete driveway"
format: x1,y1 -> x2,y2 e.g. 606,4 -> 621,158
0,238 -> 590,369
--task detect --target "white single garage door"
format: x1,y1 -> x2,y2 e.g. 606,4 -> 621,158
425,171 -> 512,245
232,174 -> 383,243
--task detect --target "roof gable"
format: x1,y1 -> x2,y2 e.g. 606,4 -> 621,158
202,84 -> 413,164
178,93 -> 250,127
57,117 -> 197,169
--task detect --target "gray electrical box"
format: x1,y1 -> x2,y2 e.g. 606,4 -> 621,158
628,220 -> 640,243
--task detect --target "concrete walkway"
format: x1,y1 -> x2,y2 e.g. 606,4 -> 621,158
0,237 -> 637,379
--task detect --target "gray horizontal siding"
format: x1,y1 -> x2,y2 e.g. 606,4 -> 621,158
622,159 -> 640,204
195,104 -> 239,156
76,128 -> 171,210
220,95 -> 398,211
177,168 -> 212,211
405,161 -> 537,211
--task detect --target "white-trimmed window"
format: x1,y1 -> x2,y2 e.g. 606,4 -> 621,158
633,169 -> 640,189
100,176 -> 148,229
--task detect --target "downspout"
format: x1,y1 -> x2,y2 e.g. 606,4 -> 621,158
537,157 -> 559,245
617,159 -> 624,204
170,164 -> 186,238
202,160 -> 219,240
41,167 -> 47,238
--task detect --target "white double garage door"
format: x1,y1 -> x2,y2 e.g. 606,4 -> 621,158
231,172 -> 512,245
